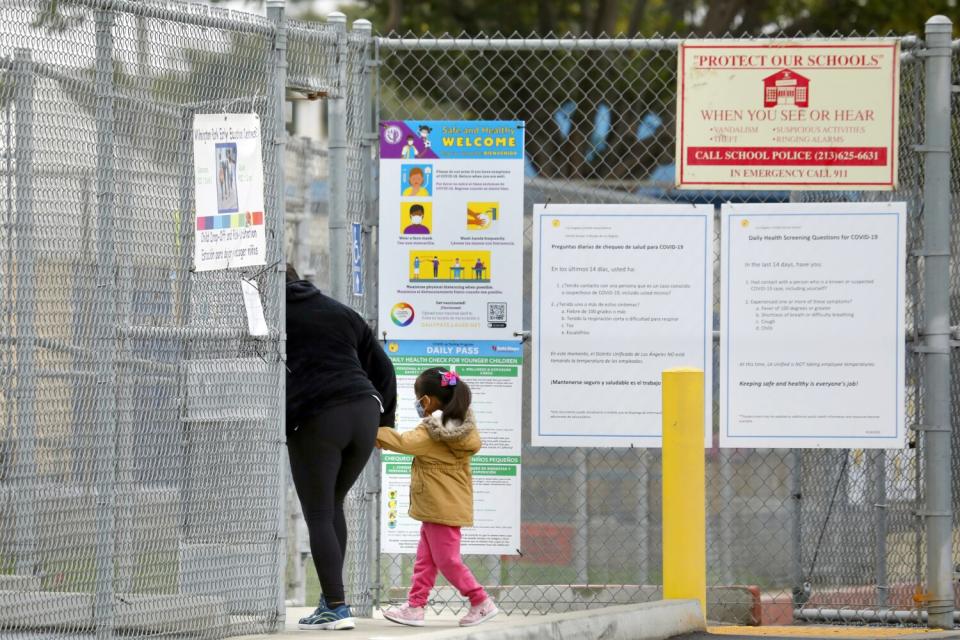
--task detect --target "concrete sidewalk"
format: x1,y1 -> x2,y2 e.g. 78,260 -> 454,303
691,628 -> 960,640
235,601 -> 705,640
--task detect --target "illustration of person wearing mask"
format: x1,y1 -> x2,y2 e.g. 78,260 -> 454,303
403,204 -> 430,235
416,125 -> 432,158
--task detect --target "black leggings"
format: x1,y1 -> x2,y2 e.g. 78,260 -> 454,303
288,396 -> 380,607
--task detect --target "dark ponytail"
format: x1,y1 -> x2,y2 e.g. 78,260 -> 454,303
415,366 -> 472,425
286,263 -> 300,283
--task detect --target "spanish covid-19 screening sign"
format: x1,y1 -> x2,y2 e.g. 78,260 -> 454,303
378,120 -> 525,341
676,40 -> 900,190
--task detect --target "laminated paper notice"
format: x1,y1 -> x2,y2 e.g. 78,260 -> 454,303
720,202 -> 906,448
380,340 -> 521,555
531,204 -> 714,448
377,120 -> 524,340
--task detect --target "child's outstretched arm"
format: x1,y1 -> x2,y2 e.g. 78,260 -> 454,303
377,425 -> 434,455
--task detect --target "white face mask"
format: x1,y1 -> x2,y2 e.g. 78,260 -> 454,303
411,216 -> 423,225
414,396 -> 428,418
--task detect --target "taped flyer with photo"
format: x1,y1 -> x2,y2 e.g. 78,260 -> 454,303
193,113 -> 266,271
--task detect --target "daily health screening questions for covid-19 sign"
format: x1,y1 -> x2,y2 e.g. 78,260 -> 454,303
378,121 -> 525,341
532,204 -> 714,448
720,202 -> 906,449
676,40 -> 900,190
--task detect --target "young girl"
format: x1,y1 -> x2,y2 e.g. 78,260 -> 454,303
377,367 -> 499,628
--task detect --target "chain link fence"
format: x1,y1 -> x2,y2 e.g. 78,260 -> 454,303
285,136 -> 328,288
951,46 -> 960,623
2,0 -> 958,635
0,0 -> 292,636
366,28 -> 960,624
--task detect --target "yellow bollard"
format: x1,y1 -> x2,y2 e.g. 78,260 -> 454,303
662,367 -> 706,618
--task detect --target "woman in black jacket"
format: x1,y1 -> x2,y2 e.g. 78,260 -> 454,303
285,265 -> 397,631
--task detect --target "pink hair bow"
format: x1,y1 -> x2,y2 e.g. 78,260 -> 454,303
440,371 -> 459,387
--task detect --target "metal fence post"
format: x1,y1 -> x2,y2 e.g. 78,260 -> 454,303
791,450 -> 805,608
355,18 -> 378,325
572,449 -> 589,585
636,448 -> 649,584
352,16 -> 384,612
1,75 -> 10,512
718,449 -> 735,585
11,47 -> 38,581
290,137 -> 305,271
268,0 -> 289,629
114,259 -> 134,595
920,14 -> 955,630
93,7 -> 118,638
871,450 -> 888,608
327,12 -> 348,303
176,107 -> 195,537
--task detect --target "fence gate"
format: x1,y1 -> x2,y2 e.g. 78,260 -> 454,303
348,20 -> 960,626
0,0 -> 304,637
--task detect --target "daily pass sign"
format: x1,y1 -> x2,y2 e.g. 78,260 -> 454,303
676,40 -> 899,190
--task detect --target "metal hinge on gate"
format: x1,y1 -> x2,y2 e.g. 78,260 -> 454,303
365,59 -> 383,69
912,48 -> 951,59
910,248 -> 951,257
912,144 -> 950,154
910,423 -> 951,433
915,509 -> 952,518
913,344 -> 951,354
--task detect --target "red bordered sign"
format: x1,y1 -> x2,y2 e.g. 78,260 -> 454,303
676,39 -> 900,190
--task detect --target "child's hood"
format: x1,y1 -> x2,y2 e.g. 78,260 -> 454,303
423,409 -> 478,444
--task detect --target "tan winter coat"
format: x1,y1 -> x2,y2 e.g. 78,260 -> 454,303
376,410 -> 481,527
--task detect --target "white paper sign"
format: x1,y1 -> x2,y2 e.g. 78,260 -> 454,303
720,202 -> 906,448
193,113 -> 266,271
532,204 -> 714,448
377,121 -> 524,340
240,279 -> 269,337
380,340 -> 521,555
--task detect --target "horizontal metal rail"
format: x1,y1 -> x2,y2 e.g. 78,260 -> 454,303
63,0 -> 274,36
378,37 -> 682,51
120,325 -> 278,340
796,607 -> 960,624
378,34 -> 922,52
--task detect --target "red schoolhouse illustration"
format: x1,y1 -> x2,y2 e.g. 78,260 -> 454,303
763,69 -> 810,107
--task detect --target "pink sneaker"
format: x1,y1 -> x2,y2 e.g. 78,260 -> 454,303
459,598 -> 499,627
382,603 -> 425,627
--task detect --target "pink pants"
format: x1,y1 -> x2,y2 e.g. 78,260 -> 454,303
408,522 -> 488,607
